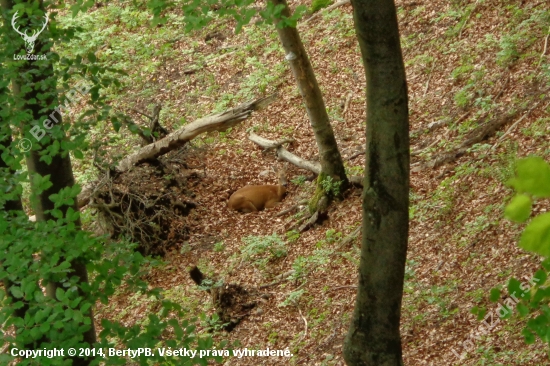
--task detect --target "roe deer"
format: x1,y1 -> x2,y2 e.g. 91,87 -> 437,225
228,165 -> 287,213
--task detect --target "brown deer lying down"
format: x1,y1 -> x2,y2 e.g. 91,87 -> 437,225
228,165 -> 287,213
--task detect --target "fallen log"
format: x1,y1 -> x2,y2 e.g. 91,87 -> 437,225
116,94 -> 277,173
248,132 -> 363,186
70,96 -> 277,211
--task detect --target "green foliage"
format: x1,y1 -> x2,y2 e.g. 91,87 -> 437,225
480,156 -> 550,349
507,157 -> 550,197
278,289 -> 305,307
213,241 -> 225,252
496,33 -> 520,66
0,208 -> 222,365
146,0 -> 307,33
290,175 -> 307,186
310,0 -> 333,14
200,313 -> 229,333
197,278 -> 224,292
504,194 -> 532,223
288,248 -> 332,283
323,229 -> 342,244
320,175 -> 342,197
0,3 -> 224,362
241,234 -> 287,267
505,157 -> 550,257
286,230 -> 300,242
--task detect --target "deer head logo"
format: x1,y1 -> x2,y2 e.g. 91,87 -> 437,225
11,11 -> 49,54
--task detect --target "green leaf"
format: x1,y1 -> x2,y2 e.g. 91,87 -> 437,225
50,209 -> 64,219
73,149 -> 84,159
533,269 -> 547,286
56,287 -> 65,301
490,288 -> 500,302
519,212 -> 550,257
39,322 -> 50,333
507,157 -> 550,197
10,287 -> 23,299
30,327 -> 42,340
504,194 -> 532,222
87,52 -> 97,63
508,277 -> 522,297
517,303 -> 529,317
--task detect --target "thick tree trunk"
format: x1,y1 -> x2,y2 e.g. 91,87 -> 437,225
270,0 -> 349,194
1,1 -> 97,362
343,0 -> 409,365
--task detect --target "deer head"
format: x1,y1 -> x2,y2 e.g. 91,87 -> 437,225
11,11 -> 49,54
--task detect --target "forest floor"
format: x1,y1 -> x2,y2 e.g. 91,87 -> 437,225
64,0 -> 550,364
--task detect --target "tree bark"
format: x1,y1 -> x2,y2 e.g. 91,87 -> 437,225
270,0 -> 349,195
343,0 -> 409,365
1,1 -> 97,362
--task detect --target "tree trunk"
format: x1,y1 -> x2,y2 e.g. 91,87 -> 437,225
343,0 -> 409,365
270,0 -> 349,196
1,1 -> 97,362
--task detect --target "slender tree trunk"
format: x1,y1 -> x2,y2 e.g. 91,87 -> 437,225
1,1 -> 97,362
343,0 -> 409,365
270,0 -> 349,196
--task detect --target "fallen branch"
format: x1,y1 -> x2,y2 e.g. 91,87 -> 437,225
491,99 -> 550,150
248,132 -> 364,186
298,307 -> 308,340
335,226 -> 361,251
116,94 -> 277,172
327,285 -> 357,292
299,210 -> 319,232
422,112 -> 518,169
423,58 -> 437,97
276,204 -> 300,217
258,270 -> 295,289
248,132 -> 321,173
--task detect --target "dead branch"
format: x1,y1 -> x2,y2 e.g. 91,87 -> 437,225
298,307 -> 308,340
335,225 -> 361,251
420,112 -> 518,169
492,99 -> 550,150
540,25 -> 550,62
248,132 -> 322,173
299,210 -> 320,232
327,285 -> 357,292
149,104 -> 168,141
423,59 -> 437,97
116,94 -> 277,173
346,149 -> 364,160
343,92 -> 352,115
276,204 -> 300,217
249,133 -> 365,187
